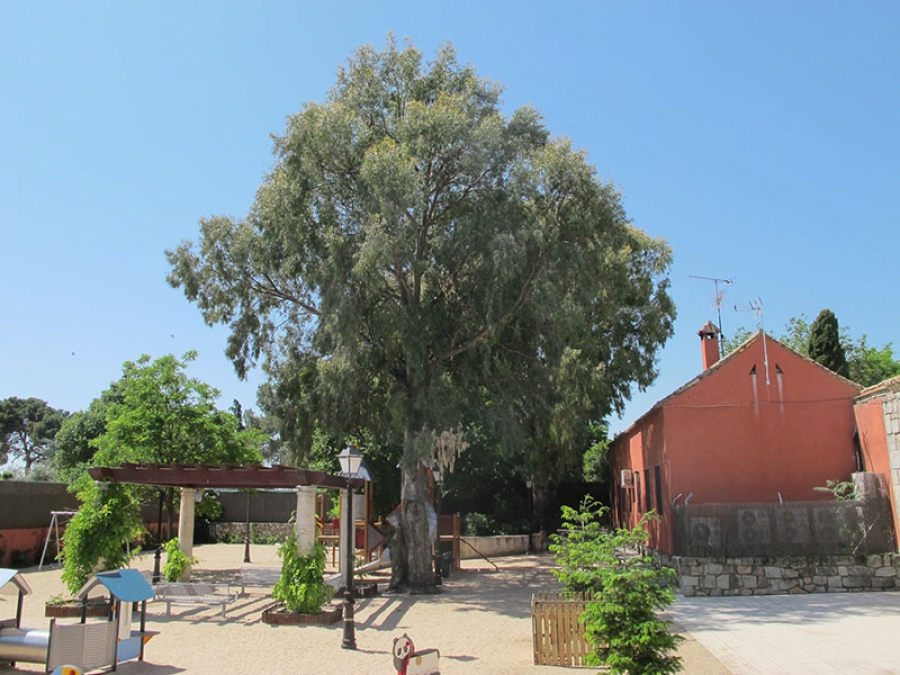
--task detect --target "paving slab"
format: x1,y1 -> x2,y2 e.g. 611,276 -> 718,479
669,591 -> 900,675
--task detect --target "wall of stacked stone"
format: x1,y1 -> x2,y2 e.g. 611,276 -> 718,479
210,522 -> 293,542
663,553 -> 900,596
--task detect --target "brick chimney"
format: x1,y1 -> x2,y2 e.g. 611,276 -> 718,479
698,321 -> 721,370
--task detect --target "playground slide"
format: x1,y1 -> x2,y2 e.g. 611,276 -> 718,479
325,549 -> 391,589
0,627 -> 51,663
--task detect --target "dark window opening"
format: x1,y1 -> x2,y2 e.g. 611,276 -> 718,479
654,465 -> 663,516
644,468 -> 652,512
635,473 -> 641,514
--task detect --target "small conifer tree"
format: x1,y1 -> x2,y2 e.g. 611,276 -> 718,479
551,497 -> 682,674
809,309 -> 849,377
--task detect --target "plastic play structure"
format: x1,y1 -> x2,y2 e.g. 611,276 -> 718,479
0,568 -> 46,669
0,567 -> 157,673
393,633 -> 440,675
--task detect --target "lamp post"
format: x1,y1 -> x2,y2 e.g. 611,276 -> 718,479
152,488 -> 164,583
525,477 -> 533,553
338,445 -> 363,650
432,466 -> 443,586
243,491 -> 252,563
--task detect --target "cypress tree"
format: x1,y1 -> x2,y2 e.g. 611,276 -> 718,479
808,309 -> 849,377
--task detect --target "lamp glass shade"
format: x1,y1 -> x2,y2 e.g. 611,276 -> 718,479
432,466 -> 442,484
338,446 -> 363,477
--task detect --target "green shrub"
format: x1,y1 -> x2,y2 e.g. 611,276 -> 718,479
163,538 -> 198,582
272,538 -> 332,614
464,512 -> 496,536
10,548 -> 36,569
60,475 -> 145,595
195,491 -> 224,520
551,497 -> 682,675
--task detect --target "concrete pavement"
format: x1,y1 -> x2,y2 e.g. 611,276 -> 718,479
668,591 -> 900,675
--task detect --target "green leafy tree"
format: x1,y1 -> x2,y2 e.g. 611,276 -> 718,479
93,352 -> 264,467
582,423 -> 611,483
0,397 -> 69,475
167,37 -> 674,591
92,352 -> 265,535
54,386 -> 122,482
808,309 -> 849,377
551,497 -> 682,675
847,336 -> 900,387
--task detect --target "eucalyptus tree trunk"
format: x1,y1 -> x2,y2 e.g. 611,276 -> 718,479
390,423 -> 437,593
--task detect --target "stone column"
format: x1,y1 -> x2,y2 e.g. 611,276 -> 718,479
295,485 -> 318,555
177,487 -> 197,581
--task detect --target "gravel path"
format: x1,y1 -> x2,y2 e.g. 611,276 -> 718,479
0,544 -> 730,674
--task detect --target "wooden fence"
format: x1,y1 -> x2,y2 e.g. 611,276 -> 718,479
531,591 -> 594,666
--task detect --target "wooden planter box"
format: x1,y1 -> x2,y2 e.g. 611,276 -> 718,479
45,599 -> 111,618
261,603 -> 342,625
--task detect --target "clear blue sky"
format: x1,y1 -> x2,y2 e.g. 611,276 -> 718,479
2,2 -> 898,439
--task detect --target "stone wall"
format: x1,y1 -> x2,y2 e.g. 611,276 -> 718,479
666,553 -> 900,596
210,521 -> 293,542
458,534 -> 529,559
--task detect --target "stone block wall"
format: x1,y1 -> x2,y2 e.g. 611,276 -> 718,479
210,522 -> 293,542
665,553 -> 900,596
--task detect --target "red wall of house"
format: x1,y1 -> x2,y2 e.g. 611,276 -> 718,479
611,334 -> 861,554
611,408 -> 672,551
854,396 -> 897,536
666,337 -> 859,504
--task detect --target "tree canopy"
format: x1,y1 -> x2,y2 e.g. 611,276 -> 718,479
0,397 -> 69,475
54,385 -> 122,481
91,352 -> 264,468
167,37 -> 675,591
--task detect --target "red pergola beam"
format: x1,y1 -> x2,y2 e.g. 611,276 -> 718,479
87,463 -> 364,490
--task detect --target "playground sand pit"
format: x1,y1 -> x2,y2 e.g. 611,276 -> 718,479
0,544 -> 731,675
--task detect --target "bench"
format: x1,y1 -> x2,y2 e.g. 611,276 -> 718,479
153,581 -> 237,617
239,566 -> 282,595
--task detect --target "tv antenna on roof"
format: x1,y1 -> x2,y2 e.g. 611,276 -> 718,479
690,275 -> 733,357
734,298 -> 769,385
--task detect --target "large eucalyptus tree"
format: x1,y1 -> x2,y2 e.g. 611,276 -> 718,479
167,37 -> 675,591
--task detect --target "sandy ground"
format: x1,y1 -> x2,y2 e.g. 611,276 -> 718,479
1,544 -> 731,674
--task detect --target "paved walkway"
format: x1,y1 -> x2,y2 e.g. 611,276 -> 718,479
669,591 -> 900,675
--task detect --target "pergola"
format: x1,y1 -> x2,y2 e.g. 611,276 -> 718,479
87,463 -> 365,579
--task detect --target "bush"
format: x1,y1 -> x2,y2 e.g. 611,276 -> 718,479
551,497 -> 682,675
272,538 -> 333,614
464,512 -> 496,536
163,538 -> 198,582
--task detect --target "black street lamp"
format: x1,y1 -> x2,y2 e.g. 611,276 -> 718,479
337,445 -> 363,650
243,491 -> 252,563
152,488 -> 164,583
432,466 -> 443,586
525,477 -> 533,553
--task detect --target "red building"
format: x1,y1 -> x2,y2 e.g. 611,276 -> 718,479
854,376 -> 900,542
609,322 -> 862,553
